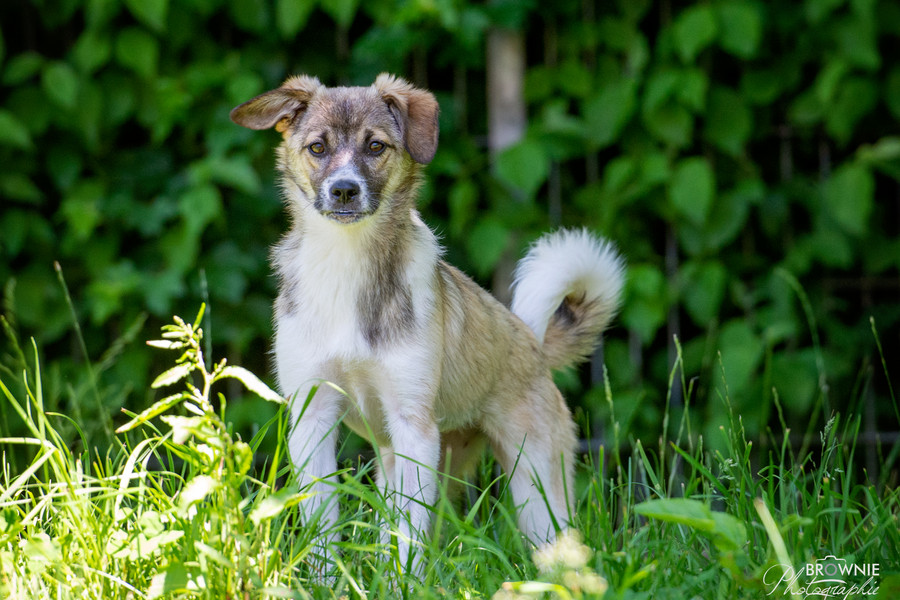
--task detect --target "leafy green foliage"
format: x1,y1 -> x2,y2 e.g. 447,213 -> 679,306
1,0 -> 898,466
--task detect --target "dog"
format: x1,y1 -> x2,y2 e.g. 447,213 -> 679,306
230,73 -> 625,571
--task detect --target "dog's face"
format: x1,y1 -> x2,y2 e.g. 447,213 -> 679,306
230,74 -> 439,224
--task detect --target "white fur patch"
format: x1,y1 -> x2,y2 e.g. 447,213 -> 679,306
510,228 -> 626,343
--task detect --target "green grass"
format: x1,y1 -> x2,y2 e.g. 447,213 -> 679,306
1,309 -> 898,599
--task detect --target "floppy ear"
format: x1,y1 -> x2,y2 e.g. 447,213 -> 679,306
374,73 -> 440,164
230,75 -> 324,133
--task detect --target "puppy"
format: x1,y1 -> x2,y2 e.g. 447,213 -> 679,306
230,74 -> 625,570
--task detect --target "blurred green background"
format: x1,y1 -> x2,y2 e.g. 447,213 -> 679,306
1,0 -> 898,468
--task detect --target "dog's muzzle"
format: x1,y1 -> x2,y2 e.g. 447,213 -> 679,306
319,176 -> 373,224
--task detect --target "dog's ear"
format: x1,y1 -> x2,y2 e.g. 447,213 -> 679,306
230,75 -> 324,133
375,73 -> 440,164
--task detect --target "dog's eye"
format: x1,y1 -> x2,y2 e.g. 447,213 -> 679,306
368,141 -> 385,154
308,142 -> 325,155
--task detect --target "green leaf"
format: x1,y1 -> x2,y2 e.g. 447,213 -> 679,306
643,104 -> 693,148
2,52 -> 45,85
276,0 -> 316,38
151,363 -> 194,388
217,366 -> 284,403
620,264 -> 667,344
673,5 -> 718,63
0,110 -> 33,149
72,29 -> 112,73
465,217 -> 511,278
60,180 -> 105,240
770,351 -> 818,414
805,0 -> 844,24
710,511 -> 748,551
875,574 -> 900,600
179,475 -> 218,508
635,498 -> 715,531
716,1 -> 762,59
23,532 -> 61,562
825,77 -> 877,145
41,62 -> 79,109
115,28 -> 158,78
836,14 -> 879,70
229,0 -> 271,33
179,184 -> 223,234
669,157 -> 715,226
642,69 -> 679,114
704,86 -> 752,156
716,319 -> 763,393
116,393 -> 186,433
823,162 -> 873,235
148,564 -> 189,599
676,68 -> 708,112
583,77 -> 637,149
680,260 -> 727,326
249,490 -> 294,526
856,137 -> 900,180
494,139 -> 549,197
448,178 -> 478,238
0,174 -> 42,204
124,0 -> 169,32
886,68 -> 900,122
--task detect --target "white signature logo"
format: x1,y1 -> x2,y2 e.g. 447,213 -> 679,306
764,556 -> 880,598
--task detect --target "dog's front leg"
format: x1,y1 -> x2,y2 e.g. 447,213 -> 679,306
287,384 -> 343,571
381,412 -> 440,575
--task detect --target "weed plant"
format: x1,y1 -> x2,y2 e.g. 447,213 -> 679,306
1,308 -> 898,599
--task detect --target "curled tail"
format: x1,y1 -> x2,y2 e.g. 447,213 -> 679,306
510,229 -> 626,370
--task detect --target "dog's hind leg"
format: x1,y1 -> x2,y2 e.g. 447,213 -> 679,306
485,387 -> 576,545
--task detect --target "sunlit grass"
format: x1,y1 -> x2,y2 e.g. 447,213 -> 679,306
1,310 -> 898,599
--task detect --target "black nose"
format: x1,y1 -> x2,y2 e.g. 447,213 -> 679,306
330,179 -> 361,204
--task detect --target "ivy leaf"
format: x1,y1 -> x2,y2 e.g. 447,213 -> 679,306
680,260 -> 727,326
669,157 -> 715,226
643,104 -> 693,148
0,110 -> 33,149
494,139 -> 549,198
72,29 -> 112,74
715,319 -> 763,394
716,1 -> 762,59
673,5 -> 718,63
583,77 -> 637,149
320,0 -> 359,28
825,78 -> 877,145
823,162 -> 873,236
704,86 -> 752,156
276,0 -> 315,38
124,0 -> 169,32
42,62 -> 79,109
465,217 -> 511,278
620,264 -> 667,345
115,28 -> 158,78
448,178 -> 478,238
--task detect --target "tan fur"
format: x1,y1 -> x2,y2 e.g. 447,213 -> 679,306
230,74 -> 618,573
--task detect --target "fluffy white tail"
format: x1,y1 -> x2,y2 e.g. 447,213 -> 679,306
510,229 -> 625,370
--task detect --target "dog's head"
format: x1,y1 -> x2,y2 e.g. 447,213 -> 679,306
230,74 -> 439,224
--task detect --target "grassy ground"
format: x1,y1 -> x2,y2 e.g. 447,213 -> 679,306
1,309 -> 898,599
